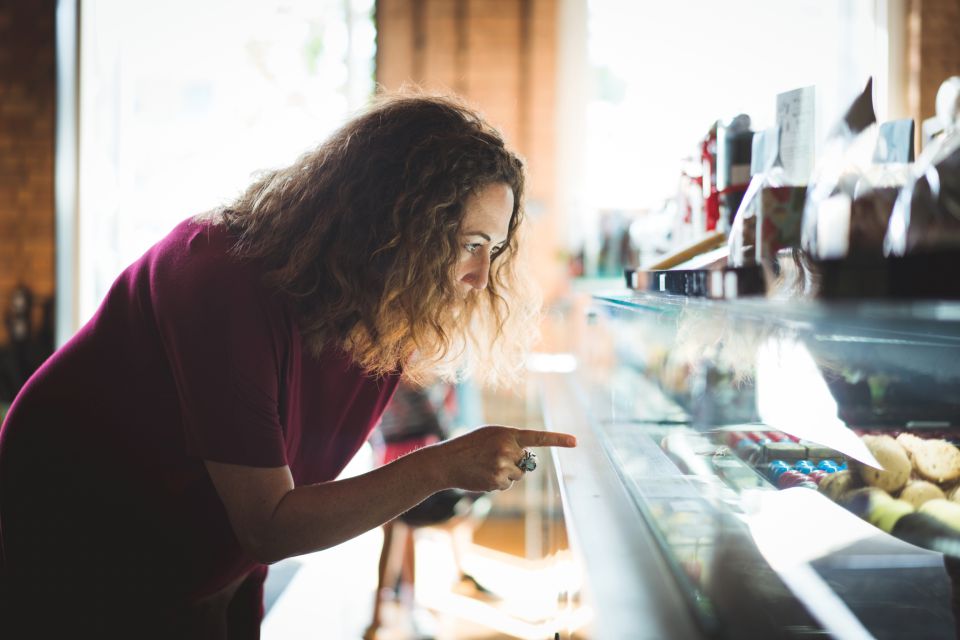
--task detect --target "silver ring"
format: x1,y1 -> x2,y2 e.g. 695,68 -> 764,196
517,450 -> 537,472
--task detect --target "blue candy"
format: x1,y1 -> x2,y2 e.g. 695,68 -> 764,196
816,460 -> 839,472
767,461 -> 790,478
794,461 -> 815,474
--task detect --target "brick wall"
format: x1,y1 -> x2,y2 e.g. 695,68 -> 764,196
907,0 -> 960,151
376,0 -> 565,305
0,0 -> 56,345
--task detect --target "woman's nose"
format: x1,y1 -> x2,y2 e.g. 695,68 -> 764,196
464,253 -> 490,290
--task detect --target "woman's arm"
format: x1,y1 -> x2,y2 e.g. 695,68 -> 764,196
205,425 -> 576,564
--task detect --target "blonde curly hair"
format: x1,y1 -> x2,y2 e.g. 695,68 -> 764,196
218,93 -> 540,386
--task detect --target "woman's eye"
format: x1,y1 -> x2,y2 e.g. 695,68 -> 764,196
464,243 -> 482,254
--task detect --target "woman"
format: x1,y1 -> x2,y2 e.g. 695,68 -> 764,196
0,94 -> 575,639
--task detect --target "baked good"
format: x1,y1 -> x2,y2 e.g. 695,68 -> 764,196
819,469 -> 860,501
867,496 -> 915,533
761,441 -> 807,464
842,486 -> 889,511
895,433 -> 927,461
857,435 -> 911,492
899,480 -> 946,508
803,443 -> 837,462
919,499 -> 960,531
945,483 -> 960,502
911,439 -> 960,484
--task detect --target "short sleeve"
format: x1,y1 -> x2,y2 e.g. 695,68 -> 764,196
151,230 -> 288,468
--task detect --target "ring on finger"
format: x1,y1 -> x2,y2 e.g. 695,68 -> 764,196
517,449 -> 537,472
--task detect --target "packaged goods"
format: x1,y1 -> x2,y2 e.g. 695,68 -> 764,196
728,87 -> 814,278
734,185 -> 808,268
717,114 -> 754,233
921,76 -> 960,144
801,78 -> 881,260
701,121 -> 720,231
729,129 -> 790,269
884,128 -> 960,256
844,120 -> 914,257
936,76 -> 960,130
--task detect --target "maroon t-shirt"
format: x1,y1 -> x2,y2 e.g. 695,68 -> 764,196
0,217 -> 400,604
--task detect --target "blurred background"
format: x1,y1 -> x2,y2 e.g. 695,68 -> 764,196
2,1 -> 960,638
3,0 -> 958,370
3,0 -> 959,364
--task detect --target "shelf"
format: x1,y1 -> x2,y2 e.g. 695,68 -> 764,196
593,289 -> 960,346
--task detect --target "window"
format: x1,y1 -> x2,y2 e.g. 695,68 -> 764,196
76,0 -> 375,326
585,0 -> 888,212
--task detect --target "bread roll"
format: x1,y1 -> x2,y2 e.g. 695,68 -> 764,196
920,499 -> 960,531
867,497 -> 915,533
819,469 -> 860,501
857,435 -> 911,493
946,483 -> 960,502
896,433 -> 926,462
899,480 -> 946,508
912,439 -> 960,484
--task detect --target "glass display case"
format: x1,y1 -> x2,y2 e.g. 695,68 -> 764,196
541,290 -> 960,639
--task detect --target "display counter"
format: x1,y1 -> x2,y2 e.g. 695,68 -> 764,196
539,290 -> 960,639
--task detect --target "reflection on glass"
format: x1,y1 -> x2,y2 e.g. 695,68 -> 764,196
756,337 -> 879,467
583,291 -> 960,638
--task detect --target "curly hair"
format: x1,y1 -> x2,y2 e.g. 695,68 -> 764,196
216,93 -> 540,386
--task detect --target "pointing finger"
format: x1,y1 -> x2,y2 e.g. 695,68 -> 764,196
514,429 -> 577,448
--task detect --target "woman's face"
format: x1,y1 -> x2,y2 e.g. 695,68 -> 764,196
454,182 -> 514,295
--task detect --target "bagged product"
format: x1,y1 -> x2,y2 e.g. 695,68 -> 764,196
884,127 -> 960,256
801,78 -> 880,260
728,87 -> 814,274
728,129 -> 804,268
844,119 -> 914,257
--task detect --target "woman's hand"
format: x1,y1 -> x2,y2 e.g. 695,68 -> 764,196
428,426 -> 576,492
204,426 -> 575,563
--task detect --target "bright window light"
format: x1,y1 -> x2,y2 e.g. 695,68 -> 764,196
77,0 -> 376,327
585,0 -> 881,212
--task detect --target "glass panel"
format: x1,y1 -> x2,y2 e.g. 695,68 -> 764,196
580,292 -> 960,638
77,0 -> 375,326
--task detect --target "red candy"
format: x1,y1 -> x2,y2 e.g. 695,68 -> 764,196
808,470 -> 828,485
726,431 -> 747,447
777,470 -> 810,489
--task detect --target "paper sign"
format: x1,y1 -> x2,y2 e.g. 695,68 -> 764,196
776,86 -> 816,185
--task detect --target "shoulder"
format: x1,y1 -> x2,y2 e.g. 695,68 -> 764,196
152,218 -> 257,295
147,217 -> 289,329
153,217 -> 243,278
